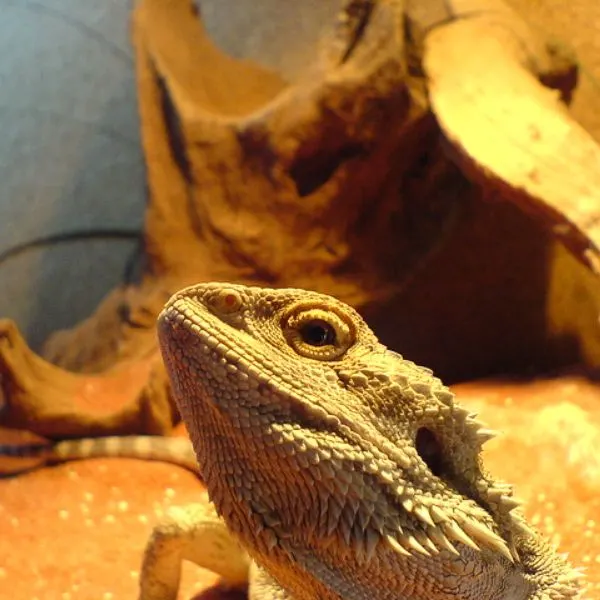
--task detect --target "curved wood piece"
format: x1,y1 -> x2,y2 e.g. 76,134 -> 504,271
4,0 -> 466,438
0,319 -> 175,438
5,0 -> 600,440
44,0 -> 466,369
132,0 -> 462,300
422,0 -> 600,273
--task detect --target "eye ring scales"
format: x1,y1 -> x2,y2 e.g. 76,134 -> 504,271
282,305 -> 356,360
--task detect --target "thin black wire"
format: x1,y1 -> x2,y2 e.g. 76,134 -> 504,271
6,0 -> 133,66
0,229 -> 143,283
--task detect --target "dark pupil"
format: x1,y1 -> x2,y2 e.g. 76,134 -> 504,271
300,320 -> 336,346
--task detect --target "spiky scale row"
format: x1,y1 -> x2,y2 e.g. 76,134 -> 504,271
427,526 -> 461,556
413,505 -> 435,527
461,517 -> 513,562
385,534 -> 411,557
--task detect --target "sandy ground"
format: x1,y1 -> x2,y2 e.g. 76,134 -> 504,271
1,375 -> 599,599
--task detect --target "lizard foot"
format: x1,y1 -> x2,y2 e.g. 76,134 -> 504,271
139,499 -> 251,600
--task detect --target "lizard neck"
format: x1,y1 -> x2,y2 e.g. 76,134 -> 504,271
191,411 -> 534,600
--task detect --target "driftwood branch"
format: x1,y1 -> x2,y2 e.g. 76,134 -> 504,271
422,0 -> 600,270
0,319 -> 174,438
2,0 -> 600,439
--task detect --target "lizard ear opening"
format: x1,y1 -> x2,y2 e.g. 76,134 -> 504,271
415,427 -> 443,477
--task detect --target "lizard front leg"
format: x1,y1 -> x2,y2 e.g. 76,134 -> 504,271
139,498 -> 251,600
249,564 -> 295,600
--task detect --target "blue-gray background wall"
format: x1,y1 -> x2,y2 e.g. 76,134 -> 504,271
0,0 -> 344,349
0,0 -> 598,350
1,1 -> 144,349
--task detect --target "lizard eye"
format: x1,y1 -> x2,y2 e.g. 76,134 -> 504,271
299,319 -> 336,346
282,306 -> 355,360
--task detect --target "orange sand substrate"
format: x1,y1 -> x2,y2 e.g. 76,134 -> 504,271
0,375 -> 598,599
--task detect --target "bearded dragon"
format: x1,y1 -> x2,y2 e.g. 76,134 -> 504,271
137,282 -> 583,600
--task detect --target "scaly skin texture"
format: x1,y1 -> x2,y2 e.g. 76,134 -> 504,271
144,282 -> 583,600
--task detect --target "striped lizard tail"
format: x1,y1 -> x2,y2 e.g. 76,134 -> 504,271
0,435 -> 199,476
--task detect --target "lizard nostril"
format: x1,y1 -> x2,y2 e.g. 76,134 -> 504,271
415,427 -> 443,477
207,289 -> 243,315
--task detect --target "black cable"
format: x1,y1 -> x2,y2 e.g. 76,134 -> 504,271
0,229 -> 143,282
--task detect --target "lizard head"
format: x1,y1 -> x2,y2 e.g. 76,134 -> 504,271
158,282 -> 582,600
